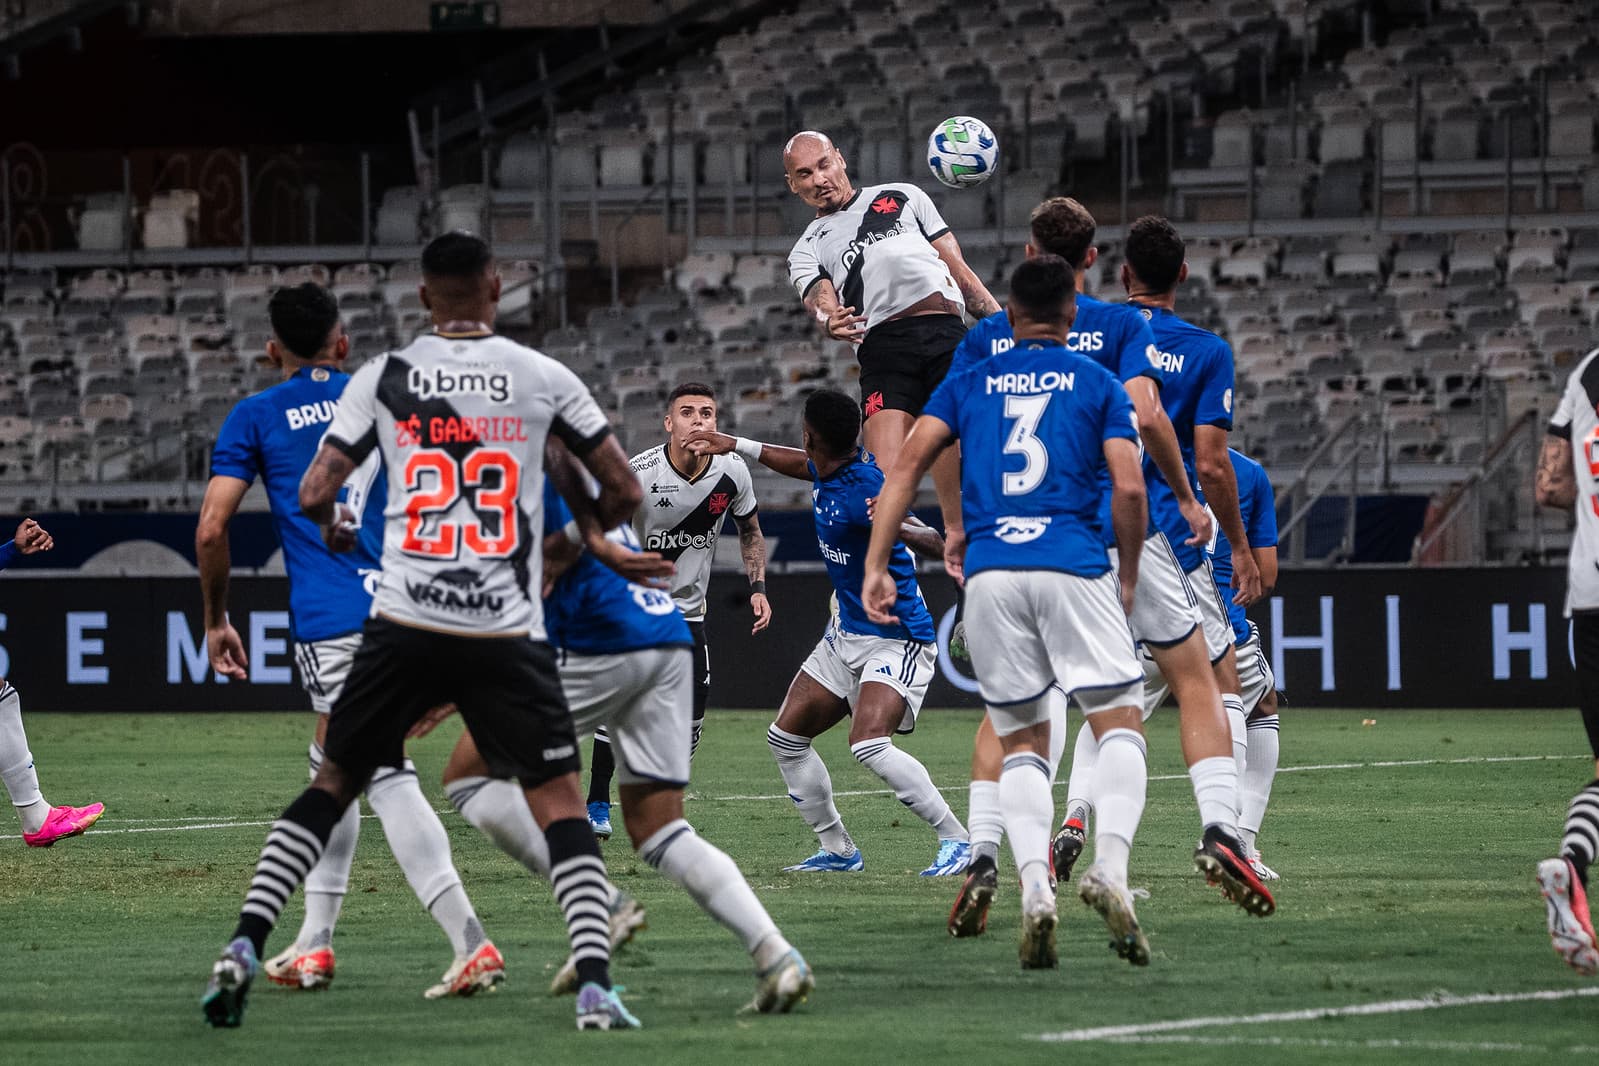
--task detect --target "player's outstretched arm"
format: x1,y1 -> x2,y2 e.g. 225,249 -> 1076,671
546,438 -> 675,587
931,231 -> 1000,318
864,415 -> 953,623
1125,376 -> 1211,546
1105,437 -> 1148,615
1535,433 -> 1577,509
1195,425 -> 1260,604
684,430 -> 812,481
196,476 -> 251,680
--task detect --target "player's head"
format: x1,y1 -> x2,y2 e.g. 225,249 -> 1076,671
419,231 -> 501,324
1026,197 -> 1098,274
801,388 -> 861,463
1122,214 -> 1188,297
783,131 -> 852,212
664,382 -> 718,448
266,282 -> 346,371
1005,254 -> 1078,341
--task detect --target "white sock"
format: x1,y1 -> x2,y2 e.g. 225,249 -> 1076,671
850,735 -> 967,841
1043,686 -> 1070,780
1222,693 -> 1249,773
999,750 -> 1054,900
639,818 -> 790,969
1188,755 -> 1240,834
767,724 -> 853,855
1090,728 -> 1148,885
0,684 -> 50,833
367,761 -> 481,959
295,741 -> 360,951
1239,714 -> 1281,854
1063,721 -> 1099,829
967,779 -> 1003,864
447,775 -> 553,878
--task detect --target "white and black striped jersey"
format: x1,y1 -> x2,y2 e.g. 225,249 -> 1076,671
629,445 -> 756,621
323,330 -> 611,638
787,182 -> 962,333
1549,346 -> 1599,613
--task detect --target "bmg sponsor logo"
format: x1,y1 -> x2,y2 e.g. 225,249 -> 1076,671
408,363 -> 513,404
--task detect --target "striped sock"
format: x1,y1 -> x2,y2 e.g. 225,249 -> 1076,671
1562,779 -> 1599,888
234,788 -> 343,957
545,817 -> 613,990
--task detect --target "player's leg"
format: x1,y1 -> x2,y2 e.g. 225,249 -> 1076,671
1236,624 -> 1282,876
0,680 -> 103,846
1074,701 -> 1151,967
689,620 -> 710,758
585,727 -> 616,840
844,636 -> 969,875
768,640 -> 857,870
1192,559 -> 1250,774
1537,612 -> 1599,976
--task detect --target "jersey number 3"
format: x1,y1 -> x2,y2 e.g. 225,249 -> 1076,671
1002,393 -> 1051,495
401,448 -> 521,558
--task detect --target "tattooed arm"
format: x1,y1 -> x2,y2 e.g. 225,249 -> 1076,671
931,231 -> 1000,318
734,510 -> 772,634
1535,434 -> 1577,510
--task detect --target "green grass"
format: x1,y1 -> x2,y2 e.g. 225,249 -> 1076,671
1,708 -> 1595,1065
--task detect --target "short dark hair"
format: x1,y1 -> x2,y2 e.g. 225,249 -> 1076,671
267,282 -> 340,360
667,382 -> 716,407
1028,197 -> 1097,269
421,230 -> 493,280
803,388 -> 861,458
1124,215 -> 1186,294
1007,255 -> 1077,326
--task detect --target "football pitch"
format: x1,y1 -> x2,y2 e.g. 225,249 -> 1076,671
2,708 -> 1596,1064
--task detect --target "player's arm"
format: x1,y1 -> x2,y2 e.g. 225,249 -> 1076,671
572,433 -> 641,531
0,517 -> 53,571
897,511 -> 946,562
1124,375 -> 1210,546
546,438 -> 673,586
731,509 -> 772,634
931,231 -> 1000,318
863,414 -> 954,623
1105,436 -> 1148,614
1195,425 -> 1260,604
300,444 -> 359,550
683,429 -> 811,481
196,475 -> 252,680
1253,544 -> 1278,595
542,529 -> 583,595
1535,433 -> 1577,509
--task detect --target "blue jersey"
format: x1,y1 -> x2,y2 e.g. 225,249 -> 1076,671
210,366 -> 384,643
1210,449 -> 1277,643
924,337 -> 1139,578
809,450 -> 935,643
948,296 -> 1164,386
1135,302 -> 1236,571
541,484 -> 693,655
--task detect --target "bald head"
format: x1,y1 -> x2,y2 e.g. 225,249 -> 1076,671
784,130 -> 853,213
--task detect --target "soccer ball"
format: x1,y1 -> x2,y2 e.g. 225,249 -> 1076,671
927,116 -> 999,189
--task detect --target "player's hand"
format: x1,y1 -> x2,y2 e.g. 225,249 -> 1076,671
207,623 -> 249,681
684,430 -> 735,456
407,702 -> 459,739
862,569 -> 900,625
943,525 -> 967,586
825,304 -> 866,342
1178,497 -> 1213,547
322,504 -> 359,553
750,591 -> 772,635
1230,548 -> 1263,606
14,518 -> 53,554
590,537 -> 675,587
1119,572 -> 1138,617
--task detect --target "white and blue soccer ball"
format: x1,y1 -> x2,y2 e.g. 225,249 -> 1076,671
927,116 -> 999,189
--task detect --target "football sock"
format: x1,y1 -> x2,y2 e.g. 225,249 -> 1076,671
295,741 -> 360,951
690,710 -> 706,761
967,779 -> 1003,865
850,736 -> 967,841
1044,686 -> 1070,779
235,787 -> 343,958
767,724 -> 853,855
1239,714 -> 1281,856
999,751 -> 1054,901
447,775 -> 552,879
639,818 -> 787,965
545,817 -> 613,990
1064,721 -> 1099,830
366,760 -> 479,959
587,730 -> 615,805
1091,728 -> 1148,886
1562,779 -> 1599,888
0,684 -> 49,833
1222,694 -> 1249,774
1187,755 -> 1240,835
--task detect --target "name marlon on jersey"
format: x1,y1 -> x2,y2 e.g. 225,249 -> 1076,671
985,370 -> 1076,395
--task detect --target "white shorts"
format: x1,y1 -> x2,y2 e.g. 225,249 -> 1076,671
1188,558 -> 1237,663
295,633 -> 362,714
1235,622 -> 1276,711
963,569 -> 1143,736
563,647 -> 693,787
1109,533 -> 1204,648
800,624 -> 936,735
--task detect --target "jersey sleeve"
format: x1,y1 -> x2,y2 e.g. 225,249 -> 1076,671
1116,312 -> 1163,387
1100,376 -> 1141,444
729,455 -> 758,518
1193,339 -> 1236,430
209,400 -> 260,483
947,312 -> 999,378
544,359 -> 613,456
1550,371 -> 1578,439
323,357 -> 383,463
1244,462 -> 1278,549
921,371 -> 962,439
906,183 -> 951,242
788,229 -> 829,301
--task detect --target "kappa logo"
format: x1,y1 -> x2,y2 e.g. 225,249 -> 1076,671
654,496 -> 674,508
708,492 -> 731,516
995,515 -> 1051,544
407,363 -> 512,404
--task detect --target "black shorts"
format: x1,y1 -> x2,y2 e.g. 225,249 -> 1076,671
1572,611 -> 1599,759
323,617 -> 579,787
856,313 -> 968,419
689,620 -> 710,722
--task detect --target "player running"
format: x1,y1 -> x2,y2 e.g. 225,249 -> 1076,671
687,390 -> 971,876
0,518 -> 104,847
201,232 -> 644,1031
865,256 -> 1152,968
426,465 -> 812,1014
585,383 -> 770,839
198,281 -> 500,997
1533,353 -> 1599,977
783,129 -> 997,527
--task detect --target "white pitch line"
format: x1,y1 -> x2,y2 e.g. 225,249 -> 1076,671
1095,1035 -> 1599,1055
1037,986 -> 1599,1043
1,752 -> 1587,840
